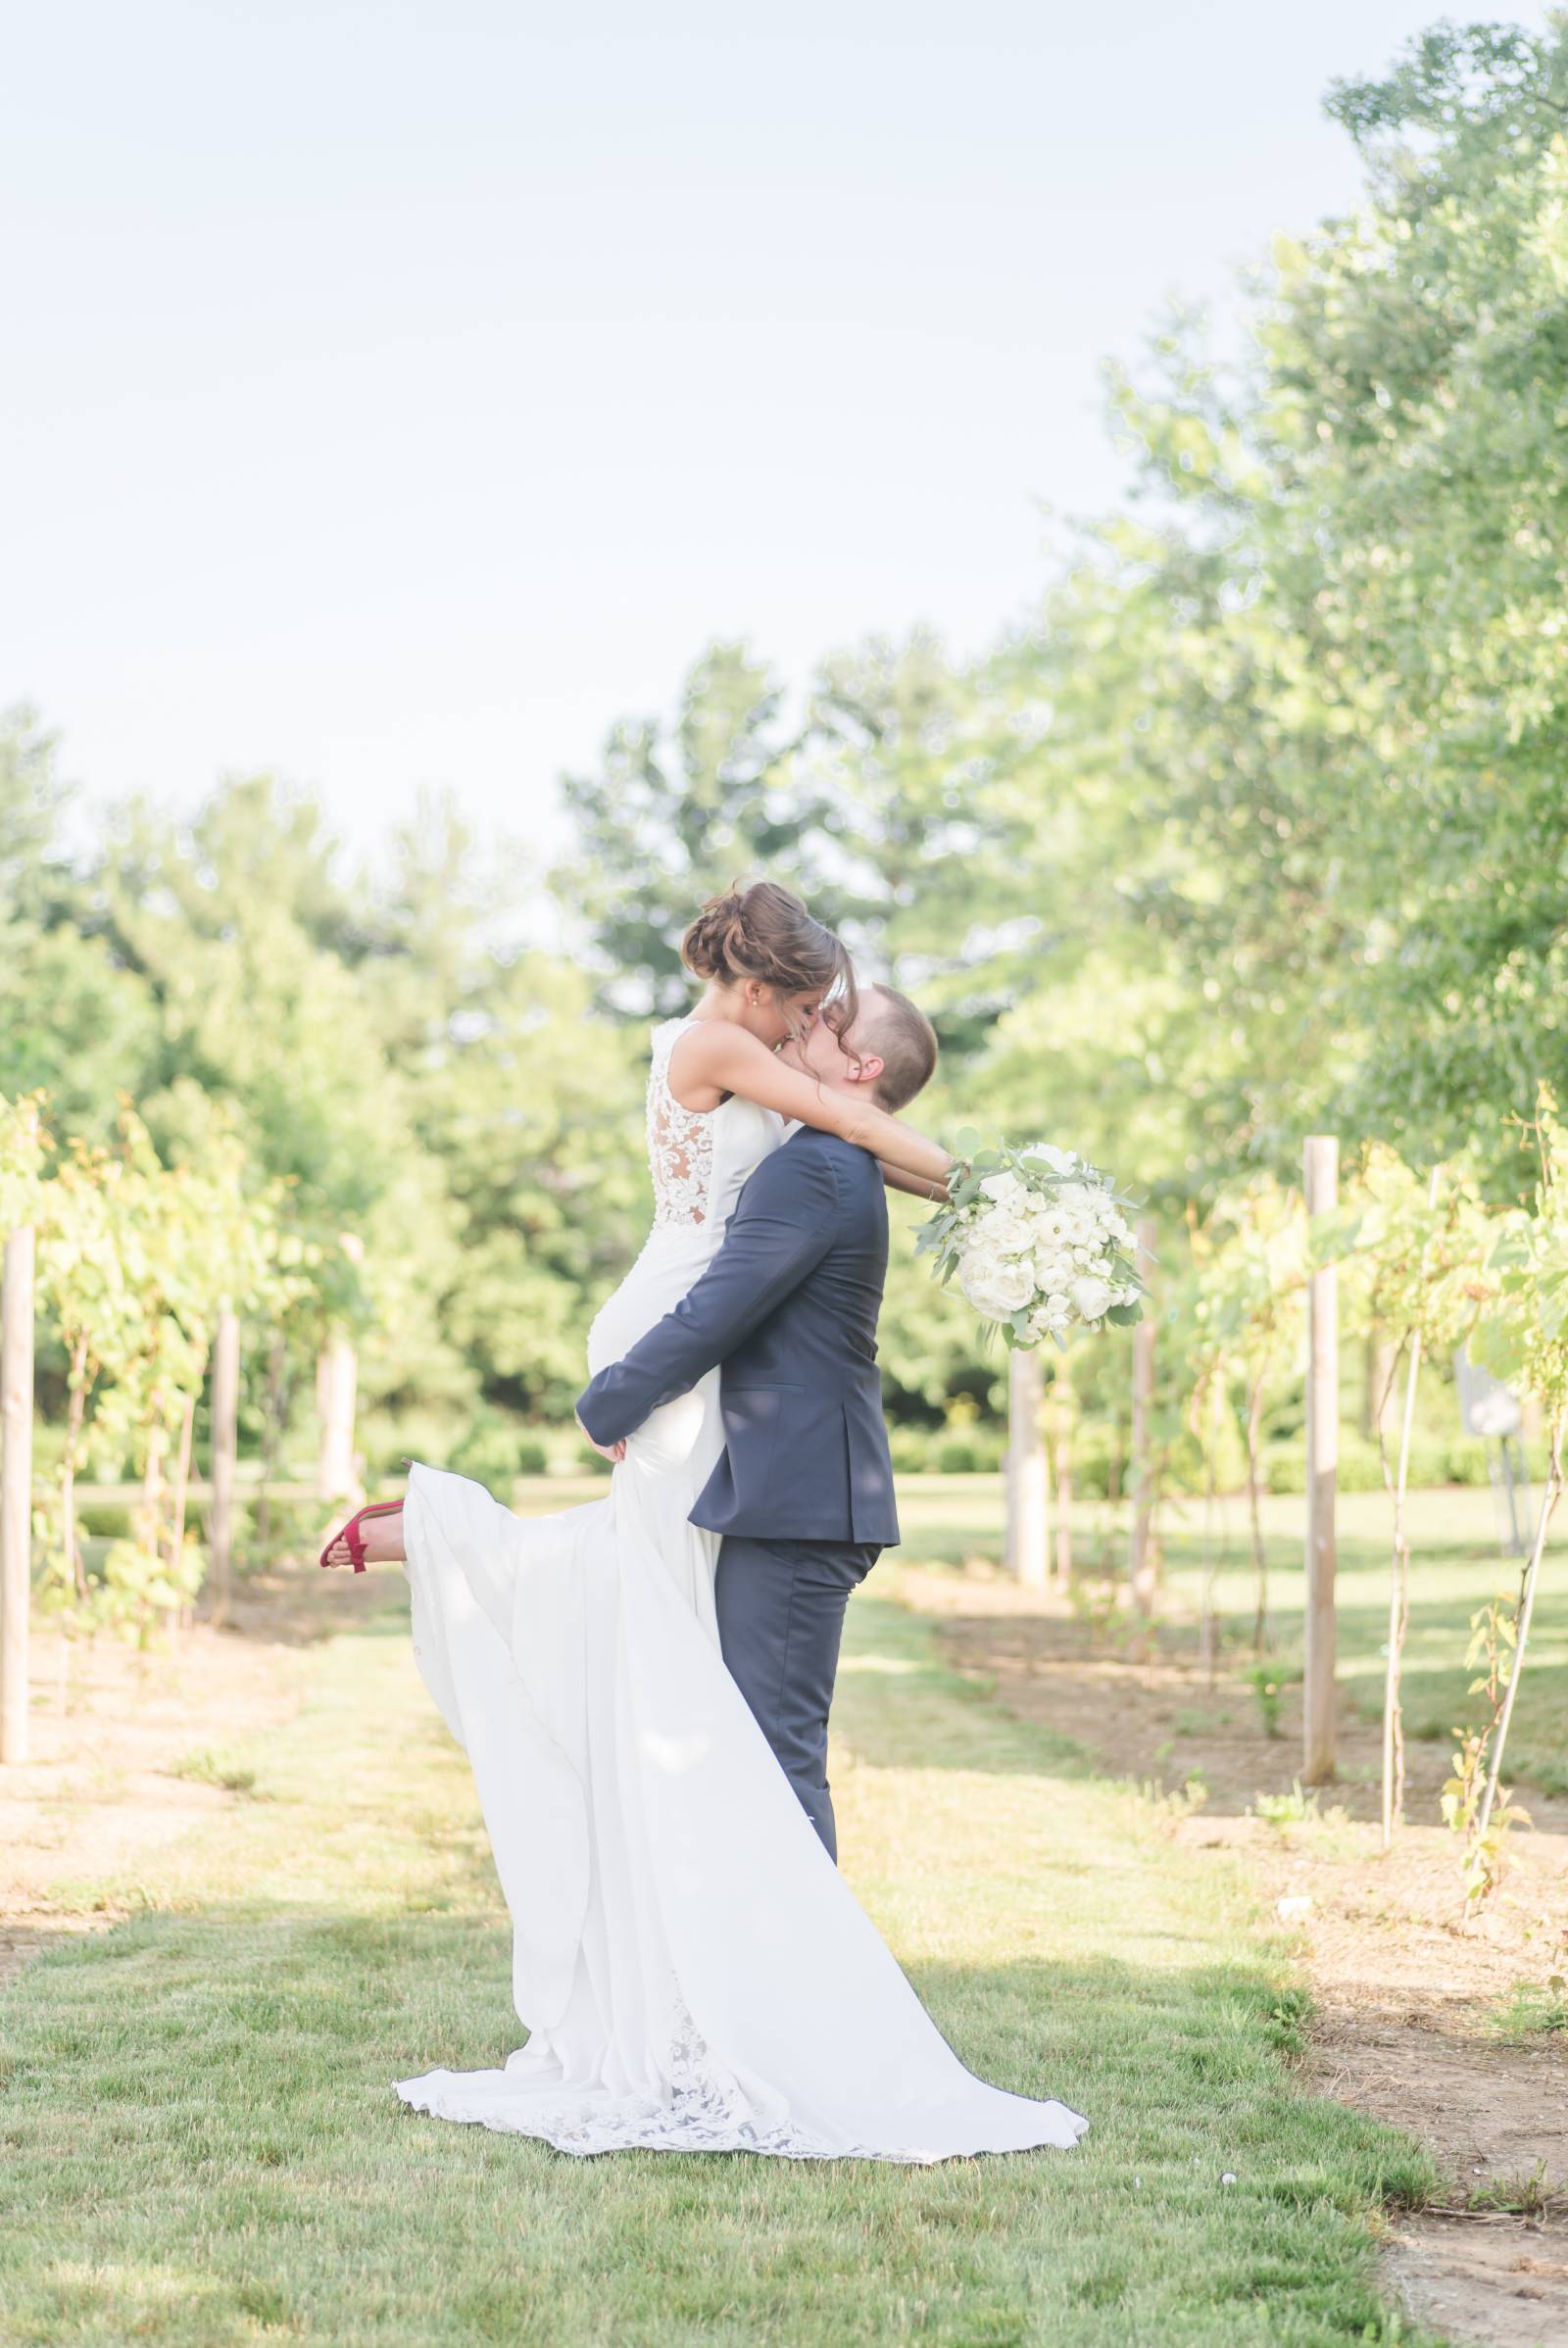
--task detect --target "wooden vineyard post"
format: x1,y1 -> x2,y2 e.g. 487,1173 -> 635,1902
1303,1136 -> 1340,1784
1005,1345 -> 1049,1588
1052,1368 -> 1075,1582
1,1223 -> 36,1764
316,1329 -> 362,1505
1128,1215 -> 1158,1640
210,1305 -> 240,1625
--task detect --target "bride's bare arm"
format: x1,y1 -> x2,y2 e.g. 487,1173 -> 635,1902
672,1022 -> 953,1187
878,1159 -> 951,1205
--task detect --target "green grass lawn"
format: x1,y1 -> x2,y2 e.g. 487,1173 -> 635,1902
888,1473 -> 1568,1796
0,1544 -> 1443,2348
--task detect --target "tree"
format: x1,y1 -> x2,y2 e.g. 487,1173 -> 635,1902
1103,21 -> 1568,1172
1326,1149 -> 1494,1844
557,642 -> 832,1017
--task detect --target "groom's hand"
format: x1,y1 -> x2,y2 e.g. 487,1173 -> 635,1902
575,1411 -> 626,1464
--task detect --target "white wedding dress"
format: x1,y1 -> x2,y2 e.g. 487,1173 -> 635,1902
392,1012 -> 1089,2162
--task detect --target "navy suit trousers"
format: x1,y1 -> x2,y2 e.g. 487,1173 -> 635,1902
714,1535 -> 881,1864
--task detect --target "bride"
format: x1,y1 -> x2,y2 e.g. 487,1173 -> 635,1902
319,880 -> 1088,2164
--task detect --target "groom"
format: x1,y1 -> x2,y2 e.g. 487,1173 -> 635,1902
575,984 -> 940,1862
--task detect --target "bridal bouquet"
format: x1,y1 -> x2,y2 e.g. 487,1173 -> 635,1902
916,1134 -> 1148,1350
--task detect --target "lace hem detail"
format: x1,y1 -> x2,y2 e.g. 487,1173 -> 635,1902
393,2075 -> 923,2162
647,1016 -> 715,1227
392,2071 -> 1086,2164
391,1972 -> 1089,2164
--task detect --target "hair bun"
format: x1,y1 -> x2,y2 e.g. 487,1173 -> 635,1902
678,878 -> 857,1031
681,883 -> 751,982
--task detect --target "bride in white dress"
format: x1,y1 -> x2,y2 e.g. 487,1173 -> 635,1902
320,883 -> 1088,2163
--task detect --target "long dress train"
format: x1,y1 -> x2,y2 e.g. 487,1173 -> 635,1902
391,1013 -> 1089,2162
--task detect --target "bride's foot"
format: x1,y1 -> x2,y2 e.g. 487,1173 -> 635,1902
319,1499 -> 406,1571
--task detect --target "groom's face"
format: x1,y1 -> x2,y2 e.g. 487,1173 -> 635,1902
780,992 -> 883,1092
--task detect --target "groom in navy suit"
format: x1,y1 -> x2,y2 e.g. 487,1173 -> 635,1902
575,985 -> 940,1862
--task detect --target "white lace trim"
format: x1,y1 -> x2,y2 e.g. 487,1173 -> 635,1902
393,2080 -> 903,2161
647,1016 -> 715,1228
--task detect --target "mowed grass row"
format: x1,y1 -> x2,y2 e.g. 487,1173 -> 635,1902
0,1559 -> 1441,2347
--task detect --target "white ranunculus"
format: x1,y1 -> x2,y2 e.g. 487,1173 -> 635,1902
1070,1273 -> 1116,1322
1031,1293 -> 1073,1339
979,1170 -> 1025,1205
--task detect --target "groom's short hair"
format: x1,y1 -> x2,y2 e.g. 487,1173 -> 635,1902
858,985 -> 939,1112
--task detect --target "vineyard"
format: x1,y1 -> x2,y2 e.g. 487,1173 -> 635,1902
5,1073 -> 1567,1935
8,17 -> 1568,2343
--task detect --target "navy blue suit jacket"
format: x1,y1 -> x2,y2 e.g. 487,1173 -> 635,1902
576,1126 -> 899,1545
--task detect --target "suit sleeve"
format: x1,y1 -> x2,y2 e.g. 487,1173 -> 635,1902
576,1145 -> 839,1446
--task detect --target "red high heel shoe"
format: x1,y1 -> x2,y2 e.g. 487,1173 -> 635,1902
318,1498 -> 402,1573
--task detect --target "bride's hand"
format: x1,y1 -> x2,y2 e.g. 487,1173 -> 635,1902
575,1412 -> 626,1464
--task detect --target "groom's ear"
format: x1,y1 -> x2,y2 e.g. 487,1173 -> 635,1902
850,1052 -> 885,1091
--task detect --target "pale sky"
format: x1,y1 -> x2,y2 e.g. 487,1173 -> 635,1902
3,3 -> 1549,874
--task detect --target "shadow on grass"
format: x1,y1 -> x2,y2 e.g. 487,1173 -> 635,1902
0,1550 -> 1446,2347
0,1906 -> 1437,2347
1,1902 -> 1434,2198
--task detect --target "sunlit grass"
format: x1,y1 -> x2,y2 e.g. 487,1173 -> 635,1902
0,1561 -> 1441,2346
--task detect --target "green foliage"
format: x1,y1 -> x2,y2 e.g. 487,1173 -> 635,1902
1251,1782 -> 1342,1832
1169,1180 -> 1308,1478
1442,1592 -> 1532,1911
1100,20 -> 1568,1169
1323,1150 -> 1495,1370
556,635 -> 1031,1056
20,1094 -> 306,1636
1487,1979 -> 1568,2039
1246,1666 -> 1298,1743
1473,1089 -> 1568,1416
167,1746 -> 262,1795
17,20 -> 1568,1569
1261,1434 -> 1493,1496
0,1092 -> 46,1230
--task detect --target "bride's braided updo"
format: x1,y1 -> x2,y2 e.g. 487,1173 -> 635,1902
681,880 -> 858,1038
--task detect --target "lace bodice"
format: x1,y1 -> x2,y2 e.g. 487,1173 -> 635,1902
645,1014 -> 785,1230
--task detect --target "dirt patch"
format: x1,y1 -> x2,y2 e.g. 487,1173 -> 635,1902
890,1558 -> 1568,2348
0,1562 -> 362,1992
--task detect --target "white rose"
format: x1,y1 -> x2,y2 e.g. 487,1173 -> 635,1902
974,1201 -> 1034,1254
1021,1144 -> 1078,1176
979,1170 -> 1025,1205
1070,1274 -> 1115,1322
959,1253 -> 1037,1319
